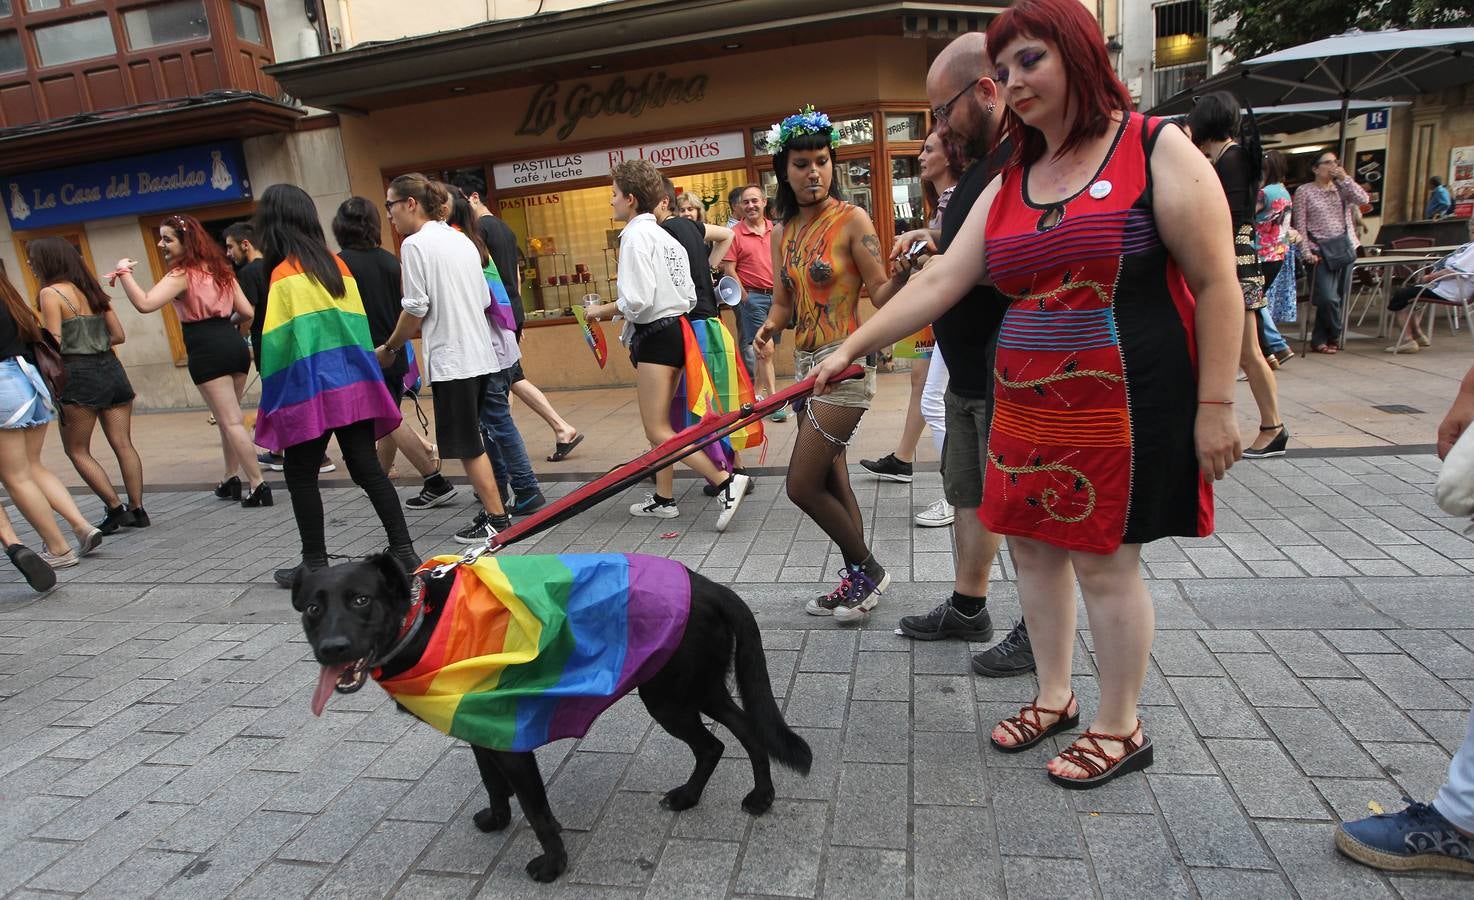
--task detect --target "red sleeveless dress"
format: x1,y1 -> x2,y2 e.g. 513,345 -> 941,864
981,113 -> 1213,553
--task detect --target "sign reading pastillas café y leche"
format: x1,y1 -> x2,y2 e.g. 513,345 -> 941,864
5,141 -> 251,231
493,132 -> 745,190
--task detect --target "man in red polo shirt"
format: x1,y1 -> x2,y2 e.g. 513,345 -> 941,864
721,184 -> 783,418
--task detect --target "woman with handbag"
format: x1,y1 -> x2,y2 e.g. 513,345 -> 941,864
28,237 -> 147,534
0,270 -> 104,570
1293,150 -> 1369,354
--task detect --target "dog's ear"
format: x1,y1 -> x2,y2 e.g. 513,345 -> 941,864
289,565 -> 312,612
366,553 -> 412,606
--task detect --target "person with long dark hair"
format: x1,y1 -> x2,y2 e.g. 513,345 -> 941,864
0,269 -> 104,570
28,237 -> 146,532
812,0 -> 1243,787
114,214 -> 270,506
584,159 -> 750,529
1188,91 -> 1288,459
1255,149 -> 1297,367
251,183 -> 417,583
752,106 -> 896,621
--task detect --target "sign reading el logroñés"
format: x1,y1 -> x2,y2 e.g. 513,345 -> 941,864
5,142 -> 251,231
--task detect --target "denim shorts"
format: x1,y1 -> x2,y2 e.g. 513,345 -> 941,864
0,357 -> 54,429
793,342 -> 876,411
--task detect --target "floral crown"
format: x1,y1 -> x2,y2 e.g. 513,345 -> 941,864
763,105 -> 840,153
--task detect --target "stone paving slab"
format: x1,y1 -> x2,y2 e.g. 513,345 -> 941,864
2,452 -> 1474,897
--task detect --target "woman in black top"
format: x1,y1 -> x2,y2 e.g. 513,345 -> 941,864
1189,92 -> 1287,459
0,270 -> 104,572
331,197 -> 451,506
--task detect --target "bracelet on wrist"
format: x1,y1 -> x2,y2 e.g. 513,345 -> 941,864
1198,399 -> 1234,405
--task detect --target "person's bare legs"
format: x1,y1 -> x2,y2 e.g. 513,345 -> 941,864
97,403 -> 144,508
637,363 -> 727,499
1241,312 -> 1283,452
381,420 -> 436,477
197,375 -> 264,489
462,454 -> 506,516
0,428 -> 70,555
24,424 -> 92,535
954,510 -> 1003,597
991,536 -> 1080,747
756,354 -> 777,401
893,357 -> 930,464
1047,545 -> 1154,779
511,378 -> 578,444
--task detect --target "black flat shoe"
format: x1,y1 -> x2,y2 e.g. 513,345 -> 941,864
124,506 -> 150,528
1243,424 -> 1289,460
96,504 -> 130,536
6,543 -> 55,592
214,476 -> 241,501
241,482 -> 274,507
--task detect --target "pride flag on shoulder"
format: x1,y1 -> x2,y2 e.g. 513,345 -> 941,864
378,553 -> 691,752
254,257 -> 401,453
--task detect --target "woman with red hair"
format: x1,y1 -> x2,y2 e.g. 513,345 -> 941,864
115,214 -> 271,506
811,0 -> 1242,787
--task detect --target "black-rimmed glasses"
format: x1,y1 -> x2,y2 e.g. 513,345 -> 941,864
932,83 -> 972,123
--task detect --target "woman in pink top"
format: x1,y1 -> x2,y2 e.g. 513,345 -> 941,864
115,213 -> 272,506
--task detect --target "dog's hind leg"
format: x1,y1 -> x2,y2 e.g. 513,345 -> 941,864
640,688 -> 724,811
702,694 -> 776,815
486,749 -> 568,883
470,745 -> 513,833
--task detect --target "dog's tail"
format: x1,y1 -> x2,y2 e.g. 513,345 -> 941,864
706,576 -> 813,775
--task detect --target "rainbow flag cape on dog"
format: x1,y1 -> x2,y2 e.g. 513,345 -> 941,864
377,553 -> 690,752
255,258 -> 401,453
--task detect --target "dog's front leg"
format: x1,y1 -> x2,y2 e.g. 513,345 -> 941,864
489,749 -> 568,883
470,745 -> 513,833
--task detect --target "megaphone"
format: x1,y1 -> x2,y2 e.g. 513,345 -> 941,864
716,275 -> 743,307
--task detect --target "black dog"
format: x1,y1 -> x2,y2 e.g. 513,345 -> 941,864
293,554 -> 811,882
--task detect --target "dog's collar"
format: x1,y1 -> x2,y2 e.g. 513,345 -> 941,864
369,576 -> 430,671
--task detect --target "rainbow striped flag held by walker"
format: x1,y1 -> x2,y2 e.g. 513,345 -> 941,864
669,317 -> 764,473
254,258 -> 401,453
378,553 -> 691,752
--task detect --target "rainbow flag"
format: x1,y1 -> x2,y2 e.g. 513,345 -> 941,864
483,258 -> 518,334
669,317 -> 763,473
377,553 -> 691,752
255,258 -> 401,453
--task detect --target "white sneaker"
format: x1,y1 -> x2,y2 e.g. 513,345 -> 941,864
714,473 -> 750,532
914,498 -> 955,528
630,494 -> 679,519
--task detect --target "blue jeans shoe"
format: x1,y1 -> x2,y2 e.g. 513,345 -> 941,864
1335,798 -> 1474,876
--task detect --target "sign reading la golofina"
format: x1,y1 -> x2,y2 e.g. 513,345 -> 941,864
517,71 -> 709,141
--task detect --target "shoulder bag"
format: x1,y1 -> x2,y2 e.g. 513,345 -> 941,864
1313,186 -> 1356,272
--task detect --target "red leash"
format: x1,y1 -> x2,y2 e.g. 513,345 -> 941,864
486,366 -> 863,551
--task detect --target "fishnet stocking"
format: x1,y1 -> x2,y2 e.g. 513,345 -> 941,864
785,401 -> 869,565
61,403 -> 143,508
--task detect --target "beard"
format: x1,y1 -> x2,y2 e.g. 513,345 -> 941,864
952,95 -> 995,161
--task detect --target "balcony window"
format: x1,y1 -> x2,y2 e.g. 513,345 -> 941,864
1153,0 -> 1208,68
32,13 -> 115,66
0,30 -> 21,72
25,0 -> 62,11
230,1 -> 261,45
123,0 -> 209,50
0,1 -> 12,18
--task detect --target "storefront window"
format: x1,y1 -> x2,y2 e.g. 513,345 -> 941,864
0,30 -> 22,72
836,158 -> 873,218
0,1 -> 13,18
32,14 -> 115,66
497,167 -> 747,320
891,156 -> 925,235
230,1 -> 262,44
124,0 -> 210,50
25,0 -> 61,11
885,113 -> 926,143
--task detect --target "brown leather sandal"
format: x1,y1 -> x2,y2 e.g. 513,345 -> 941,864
989,694 -> 1079,754
1047,720 -> 1154,790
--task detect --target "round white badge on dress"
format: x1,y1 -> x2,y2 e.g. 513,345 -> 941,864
1089,180 -> 1112,200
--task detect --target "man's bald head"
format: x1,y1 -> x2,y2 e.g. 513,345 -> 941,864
929,32 -> 989,95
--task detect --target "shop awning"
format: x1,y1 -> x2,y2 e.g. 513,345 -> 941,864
265,0 -> 1005,114
0,90 -> 306,176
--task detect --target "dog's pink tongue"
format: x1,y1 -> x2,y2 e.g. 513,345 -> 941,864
312,663 -> 351,716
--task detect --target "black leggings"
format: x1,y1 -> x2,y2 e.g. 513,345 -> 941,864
284,419 -> 411,559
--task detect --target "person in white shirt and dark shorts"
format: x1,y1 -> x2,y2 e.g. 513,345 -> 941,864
375,174 -> 510,543
584,160 -> 749,531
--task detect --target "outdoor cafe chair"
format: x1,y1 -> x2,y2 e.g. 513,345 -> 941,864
1391,263 -> 1472,349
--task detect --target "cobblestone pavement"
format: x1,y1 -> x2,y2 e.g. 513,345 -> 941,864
3,451 -> 1473,898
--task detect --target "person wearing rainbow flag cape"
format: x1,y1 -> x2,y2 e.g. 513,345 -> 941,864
583,160 -> 750,529
250,184 -> 418,585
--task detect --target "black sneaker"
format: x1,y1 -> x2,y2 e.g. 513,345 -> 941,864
860,453 -> 913,483
511,490 -> 547,516
406,480 -> 458,510
124,506 -> 150,528
971,620 -> 1035,677
96,504 -> 132,536
899,600 -> 994,642
455,511 -> 508,544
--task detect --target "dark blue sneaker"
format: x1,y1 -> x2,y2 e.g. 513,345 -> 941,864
1335,798 -> 1474,876
511,490 -> 547,516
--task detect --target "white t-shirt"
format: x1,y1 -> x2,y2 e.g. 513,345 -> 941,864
1430,242 -> 1474,303
616,214 -> 696,335
400,221 -> 496,382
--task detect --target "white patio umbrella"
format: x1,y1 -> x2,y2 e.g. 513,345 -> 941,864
1252,100 -> 1409,136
